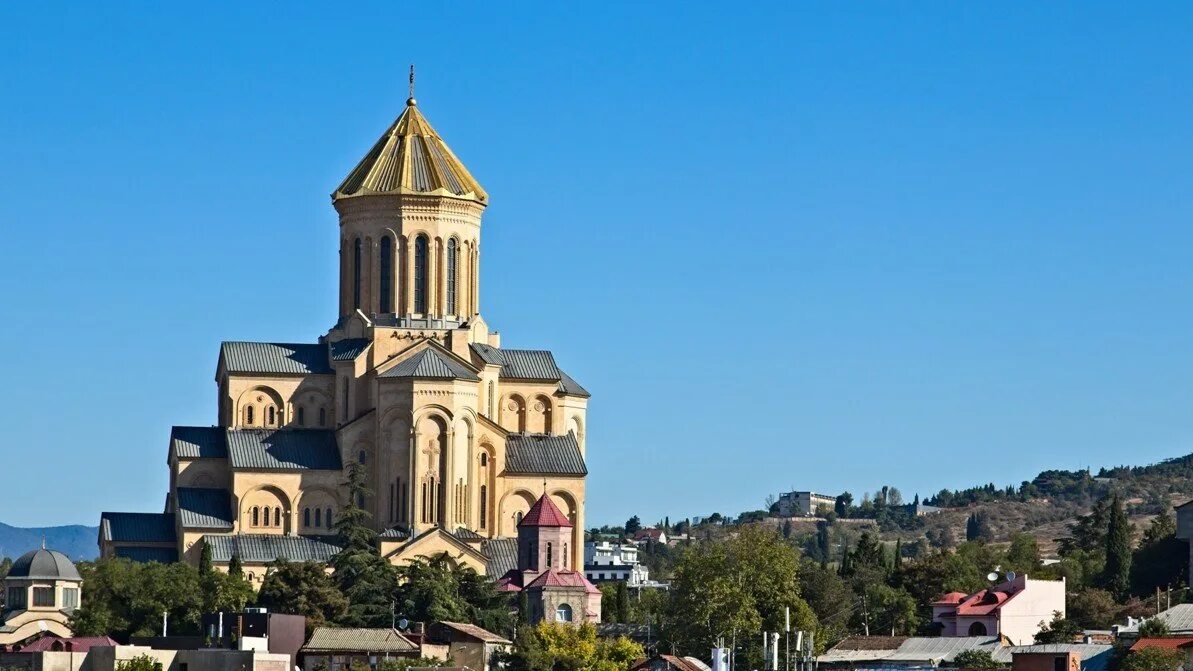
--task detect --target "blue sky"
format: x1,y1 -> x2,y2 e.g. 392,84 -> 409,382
3,3 -> 1193,528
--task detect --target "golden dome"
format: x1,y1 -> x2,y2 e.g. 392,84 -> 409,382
333,100 -> 487,205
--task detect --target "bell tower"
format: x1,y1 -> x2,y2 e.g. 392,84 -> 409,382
331,76 -> 488,326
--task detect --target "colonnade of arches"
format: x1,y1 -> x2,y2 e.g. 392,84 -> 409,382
343,232 -> 479,319
234,386 -> 331,430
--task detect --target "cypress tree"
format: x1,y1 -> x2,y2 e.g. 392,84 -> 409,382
199,542 -> 213,575
1103,493 -> 1133,597
894,539 -> 903,570
615,581 -> 629,623
228,552 -> 244,578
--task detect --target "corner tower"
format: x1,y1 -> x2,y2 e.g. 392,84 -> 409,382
332,94 -> 487,323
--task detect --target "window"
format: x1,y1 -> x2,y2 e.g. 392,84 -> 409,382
6,586 -> 26,610
515,511 -> 523,525
267,406 -> 276,426
245,406 -> 254,425
314,508 -> 321,527
446,238 -> 458,314
304,508 -> 311,527
422,482 -> 428,523
251,506 -> 260,527
297,407 -> 306,426
379,236 -> 393,312
274,507 -> 282,527
546,542 -> 553,568
326,507 -> 333,529
33,587 -> 54,607
413,235 -> 428,313
480,453 -> 488,467
555,604 -> 573,623
479,485 -> 488,529
968,622 -> 988,636
353,237 -> 363,310
62,587 -> 79,609
318,408 -> 326,426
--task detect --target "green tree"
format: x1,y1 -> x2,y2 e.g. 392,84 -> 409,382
117,655 -> 163,671
865,584 -> 918,635
1138,618 -> 1172,638
256,560 -> 348,629
331,462 -> 398,626
951,649 -> 1004,668
965,512 -> 992,542
615,581 -> 630,624
1066,588 -> 1121,629
798,560 -> 854,646
199,544 -> 213,576
1034,612 -> 1082,644
667,525 -> 816,667
1120,648 -> 1186,671
1103,494 -> 1133,598
228,553 -> 244,579
835,492 -> 853,518
1060,497 -> 1110,556
624,516 -> 642,536
71,559 -> 204,639
504,622 -> 642,671
394,554 -> 515,637
1141,509 -> 1177,546
1132,510 -> 1187,596
377,658 -> 451,671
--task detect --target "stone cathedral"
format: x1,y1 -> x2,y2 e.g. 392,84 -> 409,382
99,92 -> 591,587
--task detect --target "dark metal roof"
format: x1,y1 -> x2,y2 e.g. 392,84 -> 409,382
380,348 -> 479,381
177,488 -> 234,530
100,512 -> 177,543
470,344 -> 588,396
220,341 -> 333,376
379,527 -> 411,540
329,338 -> 371,361
481,538 -> 518,577
115,547 -> 179,564
504,432 -> 587,476
227,429 -> 343,471
206,534 -> 343,563
171,426 -> 228,459
8,549 -> 81,580
452,527 -> 484,541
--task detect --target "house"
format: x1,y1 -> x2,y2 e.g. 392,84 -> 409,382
632,653 -> 712,671
932,574 -> 1066,645
7,636 -> 116,653
300,627 -> 421,671
776,492 -> 837,517
1128,638 -> 1193,668
1011,647 -> 1108,671
0,548 -> 84,647
1118,605 -> 1193,636
631,529 -> 667,545
584,541 -> 650,586
425,622 -> 510,671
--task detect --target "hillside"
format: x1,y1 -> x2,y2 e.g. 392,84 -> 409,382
0,523 -> 99,561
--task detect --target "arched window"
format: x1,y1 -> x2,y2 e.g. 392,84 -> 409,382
480,453 -> 488,467
326,507 -> 333,528
251,506 -> 260,527
358,450 -> 367,464
446,238 -> 458,314
515,511 -> 524,525
266,406 -> 276,426
297,407 -> 306,426
414,235 -> 428,314
274,507 -> 282,527
314,508 -> 321,527
479,485 -> 488,529
379,236 -> 393,312
352,237 -> 363,310
555,604 -> 573,623
245,406 -> 254,425
968,622 -> 988,636
303,508 -> 311,527
318,408 -> 326,426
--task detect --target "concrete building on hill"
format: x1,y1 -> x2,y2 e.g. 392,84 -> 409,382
776,491 -> 837,517
98,88 -> 592,582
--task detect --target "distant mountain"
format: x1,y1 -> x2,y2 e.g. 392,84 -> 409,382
0,523 -> 99,562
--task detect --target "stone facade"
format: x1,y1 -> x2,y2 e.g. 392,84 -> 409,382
99,95 -> 591,582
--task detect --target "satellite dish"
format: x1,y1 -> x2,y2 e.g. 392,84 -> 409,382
1006,571 -> 1017,582
987,571 -> 1000,582
397,618 -> 409,630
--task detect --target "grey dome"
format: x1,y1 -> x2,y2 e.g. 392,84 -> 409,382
7,549 -> 81,581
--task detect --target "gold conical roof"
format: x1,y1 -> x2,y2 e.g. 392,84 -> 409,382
333,99 -> 487,205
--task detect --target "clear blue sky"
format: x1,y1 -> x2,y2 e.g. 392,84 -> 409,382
3,2 -> 1193,528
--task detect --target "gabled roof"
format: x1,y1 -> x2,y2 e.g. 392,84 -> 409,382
205,534 -> 342,563
303,627 -> 419,653
114,547 -> 178,563
523,569 -> 601,594
333,99 -> 487,205
100,512 -> 176,543
226,429 -> 342,471
329,338 -> 372,361
177,488 -> 234,530
170,426 -> 228,459
470,344 -> 589,397
481,537 -> 518,577
379,347 -> 479,381
520,494 -> 573,528
219,342 -> 333,376
505,432 -> 587,476
1130,638 -> 1193,651
435,621 -> 512,645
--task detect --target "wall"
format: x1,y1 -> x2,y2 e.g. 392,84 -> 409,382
999,578 -> 1066,646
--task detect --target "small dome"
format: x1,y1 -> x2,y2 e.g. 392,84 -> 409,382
7,549 -> 81,581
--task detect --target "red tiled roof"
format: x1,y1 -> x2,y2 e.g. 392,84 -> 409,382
933,592 -> 968,605
1130,637 -> 1193,651
633,529 -> 664,541
20,636 -> 117,652
520,494 -> 573,528
524,569 -> 602,594
953,588 -> 1020,616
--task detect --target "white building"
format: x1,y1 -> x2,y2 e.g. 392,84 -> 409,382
776,491 -> 837,517
932,574 -> 1066,645
584,541 -> 650,586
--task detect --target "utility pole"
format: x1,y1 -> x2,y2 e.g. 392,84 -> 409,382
862,595 -> 870,637
784,608 -> 790,671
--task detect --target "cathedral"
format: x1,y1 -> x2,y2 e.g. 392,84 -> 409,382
99,89 -> 593,602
